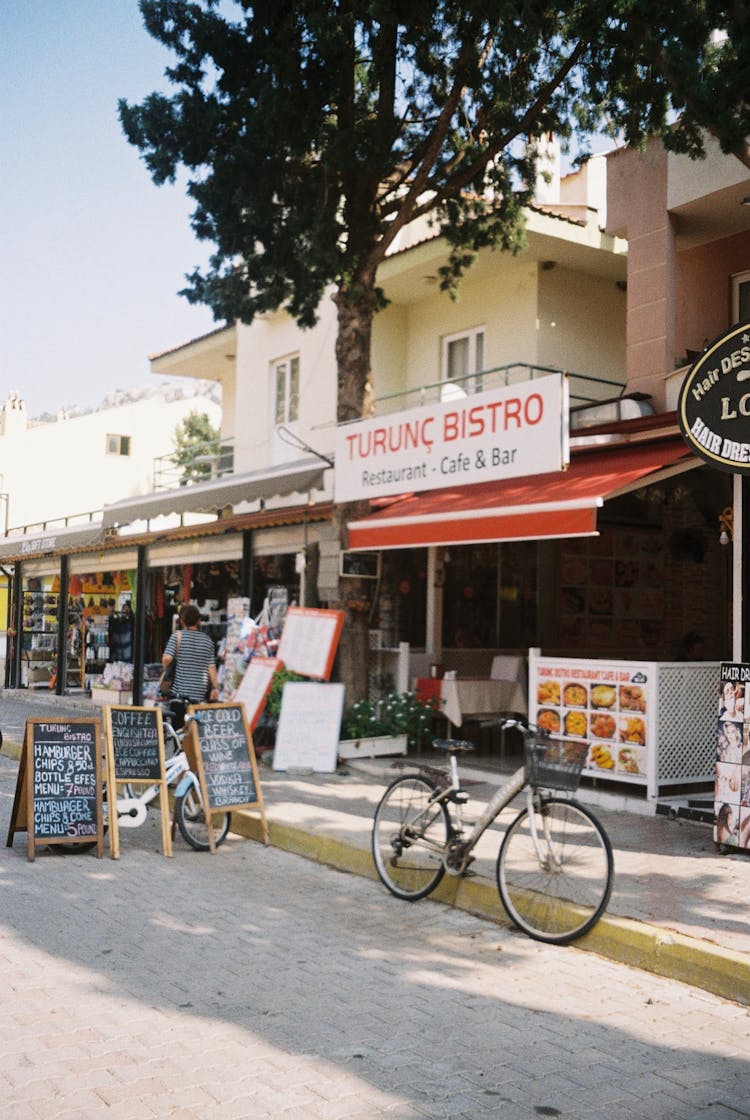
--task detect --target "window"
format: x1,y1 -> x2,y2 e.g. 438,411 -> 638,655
441,327 -> 485,397
271,355 -> 300,465
274,355 -> 299,425
732,270 -> 750,323
106,434 -> 131,456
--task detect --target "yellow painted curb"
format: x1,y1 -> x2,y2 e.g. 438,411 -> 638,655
232,806 -> 750,1008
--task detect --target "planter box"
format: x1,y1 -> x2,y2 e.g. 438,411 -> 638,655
338,734 -> 408,760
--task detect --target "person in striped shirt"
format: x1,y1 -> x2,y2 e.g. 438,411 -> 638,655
162,603 -> 220,704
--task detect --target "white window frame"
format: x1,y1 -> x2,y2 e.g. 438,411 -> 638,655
441,327 -> 485,398
273,354 -> 300,426
271,354 -> 300,465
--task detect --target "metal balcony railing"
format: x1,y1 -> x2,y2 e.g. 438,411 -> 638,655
152,437 -> 236,492
375,362 -> 624,415
3,510 -> 103,537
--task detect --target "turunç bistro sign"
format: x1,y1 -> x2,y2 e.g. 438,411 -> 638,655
678,322 -> 750,474
335,373 -> 568,503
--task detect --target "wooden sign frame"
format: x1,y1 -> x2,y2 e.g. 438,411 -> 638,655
6,718 -> 104,861
184,702 -> 268,853
276,607 -> 344,680
103,705 -> 172,859
234,656 -> 283,730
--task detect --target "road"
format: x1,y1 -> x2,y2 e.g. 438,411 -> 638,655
0,752 -> 748,1120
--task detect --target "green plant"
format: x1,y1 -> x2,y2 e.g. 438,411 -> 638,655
341,691 -> 437,750
264,667 -> 305,719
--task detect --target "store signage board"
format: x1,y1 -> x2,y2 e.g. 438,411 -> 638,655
234,656 -> 282,730
185,703 -> 268,851
334,373 -> 569,502
715,663 -> 750,850
6,719 -> 104,860
678,321 -> 750,474
276,607 -> 344,680
529,656 -> 657,792
273,682 -> 346,773
103,706 -> 172,859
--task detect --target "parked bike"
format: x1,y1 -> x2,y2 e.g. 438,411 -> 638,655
372,715 -> 614,944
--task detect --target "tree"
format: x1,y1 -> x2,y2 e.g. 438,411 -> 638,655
172,410 -> 221,484
120,0 -> 750,697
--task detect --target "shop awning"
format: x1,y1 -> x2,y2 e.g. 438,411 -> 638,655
0,522 -> 106,563
103,457 -> 329,529
347,439 -> 695,550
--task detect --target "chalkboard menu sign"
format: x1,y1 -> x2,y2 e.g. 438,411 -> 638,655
105,706 -> 162,780
103,705 -> 172,859
184,703 -> 268,852
6,719 -> 104,860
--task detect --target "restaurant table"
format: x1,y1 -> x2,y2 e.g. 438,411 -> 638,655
415,676 -> 527,728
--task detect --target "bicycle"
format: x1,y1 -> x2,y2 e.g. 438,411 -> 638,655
111,699 -> 231,852
371,715 -> 614,944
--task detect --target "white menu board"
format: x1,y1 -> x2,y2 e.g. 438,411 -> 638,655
234,657 -> 281,731
276,607 -> 344,680
273,682 -> 346,773
529,656 -> 657,784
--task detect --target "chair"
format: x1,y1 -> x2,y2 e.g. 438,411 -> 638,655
490,654 -> 524,686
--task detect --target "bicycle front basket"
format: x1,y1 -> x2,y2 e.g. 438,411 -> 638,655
524,736 -> 588,792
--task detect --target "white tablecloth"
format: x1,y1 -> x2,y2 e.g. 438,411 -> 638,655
441,677 -> 527,727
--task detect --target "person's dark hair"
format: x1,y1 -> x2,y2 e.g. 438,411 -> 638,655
179,603 -> 201,627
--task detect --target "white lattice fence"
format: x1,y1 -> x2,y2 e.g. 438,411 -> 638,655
656,662 -> 719,785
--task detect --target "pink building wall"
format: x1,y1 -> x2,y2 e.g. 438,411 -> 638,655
608,139 -> 750,411
676,232 -> 750,358
606,141 -> 674,409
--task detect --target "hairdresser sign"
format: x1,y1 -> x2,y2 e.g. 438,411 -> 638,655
335,373 -> 568,502
678,321 -> 750,475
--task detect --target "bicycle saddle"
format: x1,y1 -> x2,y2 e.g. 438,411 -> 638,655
432,738 -> 474,753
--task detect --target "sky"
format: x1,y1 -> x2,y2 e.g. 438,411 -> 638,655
1,0 -> 219,419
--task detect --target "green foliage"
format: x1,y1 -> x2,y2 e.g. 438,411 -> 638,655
264,667 -> 306,719
121,1 -> 750,428
341,691 -> 438,750
172,411 -> 220,484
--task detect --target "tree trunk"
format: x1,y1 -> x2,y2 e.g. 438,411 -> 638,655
331,281 -> 379,706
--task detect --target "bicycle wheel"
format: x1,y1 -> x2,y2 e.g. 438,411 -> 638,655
496,797 -> 613,944
175,788 -> 231,851
372,775 -> 450,901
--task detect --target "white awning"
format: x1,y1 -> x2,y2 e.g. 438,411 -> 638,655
0,522 -> 106,562
102,458 -> 328,529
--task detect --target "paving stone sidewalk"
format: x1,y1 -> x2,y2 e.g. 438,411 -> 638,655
1,689 -> 749,1006
0,773 -> 748,1120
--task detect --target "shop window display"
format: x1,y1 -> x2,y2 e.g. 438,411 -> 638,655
20,571 -> 136,692
442,542 -> 538,651
557,468 -> 730,661
376,551 -> 428,649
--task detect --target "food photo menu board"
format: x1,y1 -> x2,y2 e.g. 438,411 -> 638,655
714,662 -> 750,850
529,656 -> 656,784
